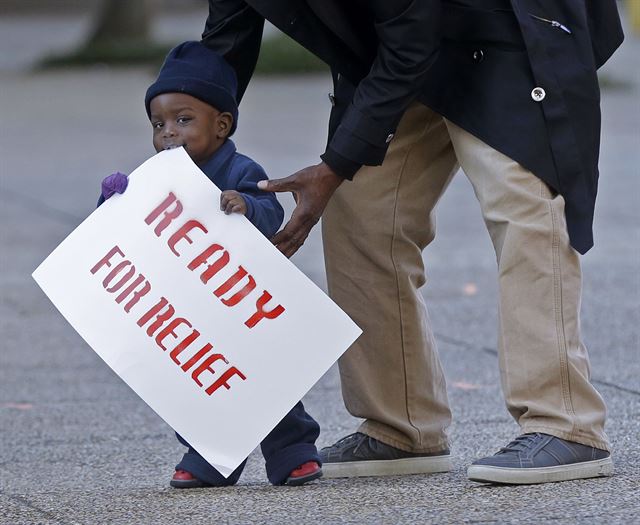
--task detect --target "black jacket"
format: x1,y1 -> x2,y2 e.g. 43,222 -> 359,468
202,0 -> 623,253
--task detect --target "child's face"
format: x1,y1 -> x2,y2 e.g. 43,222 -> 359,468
149,92 -> 233,166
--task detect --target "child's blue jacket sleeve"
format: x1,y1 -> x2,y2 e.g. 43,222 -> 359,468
228,157 -> 284,239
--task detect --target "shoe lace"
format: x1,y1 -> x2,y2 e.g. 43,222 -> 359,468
498,433 -> 542,454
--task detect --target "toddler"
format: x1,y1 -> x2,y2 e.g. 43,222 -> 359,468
100,41 -> 322,487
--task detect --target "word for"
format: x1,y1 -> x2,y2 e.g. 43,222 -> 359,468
90,245 -> 246,397
145,193 -> 285,328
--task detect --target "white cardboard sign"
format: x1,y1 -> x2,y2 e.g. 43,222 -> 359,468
33,148 -> 361,476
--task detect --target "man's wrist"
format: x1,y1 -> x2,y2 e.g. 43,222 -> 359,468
320,148 -> 362,180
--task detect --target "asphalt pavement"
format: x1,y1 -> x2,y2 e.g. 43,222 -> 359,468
0,9 -> 638,525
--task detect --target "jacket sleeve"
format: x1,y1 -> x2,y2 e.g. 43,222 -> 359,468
322,0 -> 442,178
202,0 -> 265,102
233,162 -> 285,239
585,0 -> 624,69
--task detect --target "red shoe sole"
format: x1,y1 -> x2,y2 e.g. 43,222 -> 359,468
170,478 -> 212,489
170,470 -> 212,489
285,462 -> 323,486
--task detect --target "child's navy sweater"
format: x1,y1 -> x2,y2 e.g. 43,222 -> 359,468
98,140 -> 284,238
200,139 -> 283,238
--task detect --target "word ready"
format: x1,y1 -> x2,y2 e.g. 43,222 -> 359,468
145,192 -> 285,329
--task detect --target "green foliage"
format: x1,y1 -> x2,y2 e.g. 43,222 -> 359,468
39,34 -> 327,75
255,34 -> 327,75
597,72 -> 633,92
40,41 -> 171,69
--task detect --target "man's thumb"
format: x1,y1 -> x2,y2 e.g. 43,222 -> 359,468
258,176 -> 293,192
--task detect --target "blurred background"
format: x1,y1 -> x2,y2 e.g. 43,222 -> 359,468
0,0 -> 325,72
0,1 -> 638,523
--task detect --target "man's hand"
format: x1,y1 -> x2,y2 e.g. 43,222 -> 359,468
257,162 -> 344,257
220,190 -> 248,215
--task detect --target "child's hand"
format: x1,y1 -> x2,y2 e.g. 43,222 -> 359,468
101,172 -> 128,200
220,190 -> 248,215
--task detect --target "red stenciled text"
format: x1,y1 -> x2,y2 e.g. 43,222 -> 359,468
144,192 -> 285,328
90,245 -> 247,397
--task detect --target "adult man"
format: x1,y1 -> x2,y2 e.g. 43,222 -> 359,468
202,0 -> 623,484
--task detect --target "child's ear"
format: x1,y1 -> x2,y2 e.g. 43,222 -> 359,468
216,112 -> 233,139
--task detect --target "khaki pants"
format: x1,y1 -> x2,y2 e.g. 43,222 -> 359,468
322,103 -> 609,453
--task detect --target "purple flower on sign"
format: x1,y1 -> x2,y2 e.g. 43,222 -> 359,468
101,172 -> 129,200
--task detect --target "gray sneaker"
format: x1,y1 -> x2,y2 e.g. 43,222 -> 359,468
320,432 -> 452,478
467,433 -> 613,484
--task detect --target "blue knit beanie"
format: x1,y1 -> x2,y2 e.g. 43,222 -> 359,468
145,41 -> 239,135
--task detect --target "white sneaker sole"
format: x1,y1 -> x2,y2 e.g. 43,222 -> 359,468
467,457 -> 614,484
322,455 -> 452,478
